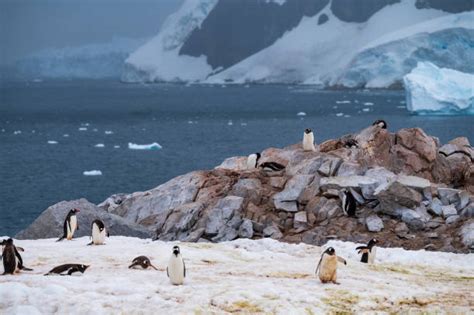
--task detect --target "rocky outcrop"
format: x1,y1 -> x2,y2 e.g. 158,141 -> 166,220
19,126 -> 474,252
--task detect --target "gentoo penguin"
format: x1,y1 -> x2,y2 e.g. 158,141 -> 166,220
128,256 -> 158,270
356,238 -> 378,264
259,161 -> 285,172
315,247 -> 347,284
87,219 -> 109,245
372,119 -> 387,129
344,138 -> 359,149
341,189 -> 357,217
44,264 -> 89,276
247,152 -> 261,170
57,208 -> 80,242
1,238 -> 33,274
303,128 -> 316,151
167,245 -> 185,285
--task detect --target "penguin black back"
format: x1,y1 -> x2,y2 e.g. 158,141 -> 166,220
1,238 -> 16,274
259,161 -> 285,172
342,189 -> 357,217
91,219 -> 105,231
45,263 -> 89,276
57,208 -> 80,242
129,256 -> 158,270
356,238 -> 378,263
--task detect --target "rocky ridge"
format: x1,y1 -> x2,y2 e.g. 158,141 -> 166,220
17,125 -> 474,253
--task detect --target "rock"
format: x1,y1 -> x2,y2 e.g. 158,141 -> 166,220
263,225 -> 283,239
215,156 -> 247,171
230,178 -> 262,204
182,228 -> 205,242
426,232 -> 438,239
308,198 -> 342,222
269,177 -> 287,189
363,167 -> 396,198
317,155 -> 342,176
156,202 -> 205,241
438,188 -> 461,205
205,196 -> 244,241
294,211 -> 308,229
395,128 -> 438,163
274,200 -> 298,212
365,214 -> 384,232
273,175 -> 313,212
395,175 -> 431,191
320,175 -> 378,191
427,198 -> 443,216
460,203 -> 474,218
460,221 -> 474,249
457,191 -> 471,211
441,205 -> 457,219
98,193 -> 130,212
394,222 -> 409,235
337,162 -> 366,176
298,176 -> 321,204
445,215 -> 460,225
238,219 -> 254,239
401,209 -> 425,231
16,199 -> 151,239
375,181 -> 423,216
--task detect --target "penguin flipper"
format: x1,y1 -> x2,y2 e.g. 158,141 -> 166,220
87,241 -> 93,246
337,256 -> 347,265
56,236 -> 65,242
315,254 -> 324,275
183,261 -> 186,278
128,263 -> 138,269
166,267 -> 169,278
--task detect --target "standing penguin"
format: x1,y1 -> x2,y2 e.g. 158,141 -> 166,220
1,238 -> 32,274
303,128 -> 316,151
247,152 -> 261,170
372,119 -> 387,129
167,245 -> 185,285
128,256 -> 158,270
57,208 -> 80,242
341,189 -> 357,217
356,238 -> 379,264
87,219 -> 108,245
315,247 -> 347,284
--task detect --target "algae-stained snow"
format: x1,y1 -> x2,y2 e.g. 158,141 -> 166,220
1,237 -> 473,314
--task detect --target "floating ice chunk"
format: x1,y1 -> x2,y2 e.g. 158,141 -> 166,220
397,105 -> 405,109
362,108 -> 371,112
344,114 -> 351,117
78,127 -> 87,131
93,128 -> 98,132
13,130 -> 22,135
333,105 -> 338,109
364,102 -> 374,106
47,140 -> 58,144
81,123 -> 90,126
240,122 -> 247,126
1,129 -> 5,132
63,134 -> 69,137
113,145 -> 120,149
32,130 -> 36,133
336,100 -> 351,104
400,100 -> 406,104
105,130 -> 113,135
404,62 -> 474,115
95,143 -> 105,148
187,121 -> 194,124
128,142 -> 162,150
336,113 -> 344,117
83,170 -> 102,176
297,112 -> 306,116
227,120 -> 233,126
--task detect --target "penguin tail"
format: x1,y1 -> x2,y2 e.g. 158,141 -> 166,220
21,267 -> 33,271
87,241 -> 93,246
56,236 -> 65,242
150,264 -> 158,271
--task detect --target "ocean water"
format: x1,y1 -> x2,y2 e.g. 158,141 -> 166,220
1,80 -> 473,236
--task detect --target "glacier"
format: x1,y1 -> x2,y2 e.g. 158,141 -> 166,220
403,62 -> 474,115
15,37 -> 146,79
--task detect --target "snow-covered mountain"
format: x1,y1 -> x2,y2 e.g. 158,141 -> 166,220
123,0 -> 474,88
15,37 -> 146,80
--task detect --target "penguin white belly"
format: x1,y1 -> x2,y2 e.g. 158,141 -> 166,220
303,133 -> 315,151
67,216 -> 77,239
168,256 -> 185,285
368,247 -> 377,264
92,224 -> 106,245
319,255 -> 337,282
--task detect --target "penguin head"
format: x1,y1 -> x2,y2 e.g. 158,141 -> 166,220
372,119 -> 387,129
80,264 -> 90,272
368,238 -> 378,247
173,245 -> 180,256
304,128 -> 312,134
70,208 -> 80,215
324,247 -> 335,256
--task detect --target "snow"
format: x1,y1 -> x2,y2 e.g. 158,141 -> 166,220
83,170 -> 102,176
404,62 -> 474,115
0,237 -> 472,314
128,142 -> 162,150
47,141 -> 58,144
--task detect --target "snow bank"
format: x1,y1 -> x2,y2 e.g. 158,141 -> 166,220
83,170 -> 102,176
0,237 -> 472,314
128,142 -> 162,150
403,62 -> 474,115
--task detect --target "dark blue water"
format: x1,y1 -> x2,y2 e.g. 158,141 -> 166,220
1,80 -> 473,236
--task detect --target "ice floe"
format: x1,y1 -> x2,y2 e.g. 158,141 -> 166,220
128,142 -> 162,150
83,170 -> 102,176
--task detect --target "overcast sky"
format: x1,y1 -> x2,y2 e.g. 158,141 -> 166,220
0,0 -> 182,65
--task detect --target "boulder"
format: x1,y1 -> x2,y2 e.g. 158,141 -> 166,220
317,155 -> 342,177
215,156 -> 248,171
238,219 -> 254,239
460,203 -> 474,218
460,221 -> 474,249
230,178 -> 262,204
156,202 -> 205,241
395,175 -> 431,192
441,205 -> 457,219
98,193 -> 130,212
401,209 -> 425,231
16,198 -> 151,239
274,200 -> 298,212
337,162 -> 366,176
438,188 -> 461,205
445,215 -> 460,225
427,198 -> 443,216
375,181 -> 423,216
306,197 -> 342,222
263,225 -> 283,239
362,167 -> 396,199
273,175 -> 313,211
294,211 -> 308,229
365,214 -> 384,232
205,196 -> 244,240
320,175 -> 378,192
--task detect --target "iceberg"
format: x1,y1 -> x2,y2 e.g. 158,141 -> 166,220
83,170 -> 102,176
403,62 -> 474,115
128,142 -> 162,150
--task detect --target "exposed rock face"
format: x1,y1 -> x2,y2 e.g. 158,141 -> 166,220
20,126 -> 474,252
16,199 -> 150,240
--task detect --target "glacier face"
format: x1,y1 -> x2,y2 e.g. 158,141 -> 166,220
15,38 -> 145,80
403,62 -> 474,115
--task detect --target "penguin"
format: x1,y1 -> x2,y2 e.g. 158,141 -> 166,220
259,161 -> 285,172
303,128 -> 316,151
44,264 -> 89,276
343,138 -> 359,149
167,245 -> 185,285
315,247 -> 347,284
1,238 -> 33,274
128,256 -> 158,270
356,238 -> 378,264
57,208 -> 80,242
87,219 -> 109,245
341,189 -> 357,217
246,152 -> 261,170
372,119 -> 387,129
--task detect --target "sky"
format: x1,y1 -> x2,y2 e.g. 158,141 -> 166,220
0,0 -> 182,65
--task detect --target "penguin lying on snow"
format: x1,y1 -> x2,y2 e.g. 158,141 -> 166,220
303,128 -> 316,151
315,247 -> 347,284
1,238 -> 33,275
167,245 -> 185,285
356,238 -> 378,264
247,153 -> 261,170
57,208 -> 80,242
259,161 -> 285,172
87,219 -> 109,245
372,119 -> 387,129
45,264 -> 89,276
129,256 -> 158,270
341,189 -> 357,217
